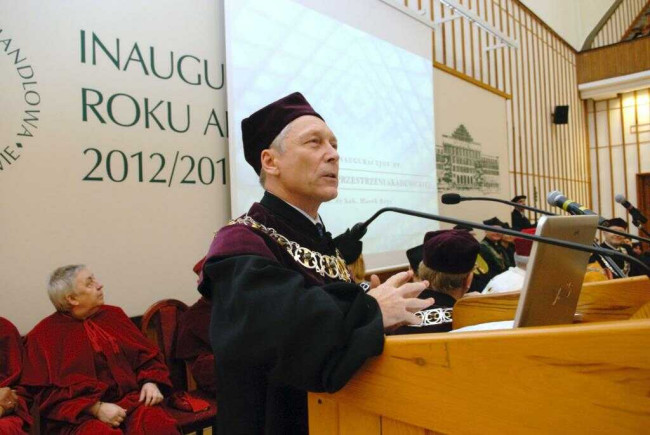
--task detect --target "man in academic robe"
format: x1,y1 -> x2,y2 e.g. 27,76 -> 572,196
500,223 -> 516,268
0,317 -> 32,434
470,217 -> 510,292
595,218 -> 643,277
392,229 -> 479,334
197,92 -> 432,434
21,265 -> 180,434
482,228 -> 534,293
511,195 -> 534,230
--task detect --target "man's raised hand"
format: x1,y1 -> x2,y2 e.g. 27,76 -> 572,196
367,270 -> 433,329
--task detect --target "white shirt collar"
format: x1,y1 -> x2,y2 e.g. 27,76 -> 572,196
278,197 -> 323,226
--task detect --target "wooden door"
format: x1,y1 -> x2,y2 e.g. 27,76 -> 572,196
636,172 -> 650,249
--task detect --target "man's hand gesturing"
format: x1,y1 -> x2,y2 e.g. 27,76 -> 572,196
367,270 -> 433,330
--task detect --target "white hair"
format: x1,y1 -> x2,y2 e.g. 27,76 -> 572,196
259,123 -> 292,187
48,264 -> 85,312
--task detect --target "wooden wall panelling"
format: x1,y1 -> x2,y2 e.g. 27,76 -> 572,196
422,0 -> 590,211
619,95 -> 631,227
607,99 -> 616,217
585,99 -> 594,209
635,91 -> 642,174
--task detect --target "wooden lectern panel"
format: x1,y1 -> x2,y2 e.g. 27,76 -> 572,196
309,319 -> 650,434
453,276 -> 650,329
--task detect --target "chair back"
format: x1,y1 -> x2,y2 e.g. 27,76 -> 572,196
141,299 -> 189,390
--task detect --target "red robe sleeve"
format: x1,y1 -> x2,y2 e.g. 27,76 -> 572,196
0,317 -> 33,431
103,307 -> 172,391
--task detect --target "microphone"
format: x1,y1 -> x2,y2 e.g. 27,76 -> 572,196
442,193 -> 554,216
345,206 -> 649,274
441,193 -> 462,205
546,191 -> 607,225
615,194 -> 648,224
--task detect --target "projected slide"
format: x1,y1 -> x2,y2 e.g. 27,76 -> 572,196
224,0 -> 436,269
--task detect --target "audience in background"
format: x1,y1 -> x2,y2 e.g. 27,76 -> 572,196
0,317 -> 31,435
453,224 -> 477,238
482,228 -> 535,294
21,265 -> 179,434
510,195 -> 534,230
470,217 -> 509,292
392,229 -> 479,334
500,223 -> 516,267
594,218 -> 643,277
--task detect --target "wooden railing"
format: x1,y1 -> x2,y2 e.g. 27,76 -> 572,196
577,36 -> 650,83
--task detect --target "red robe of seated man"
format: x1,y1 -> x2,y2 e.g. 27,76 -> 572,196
21,305 -> 179,434
175,297 -> 216,393
0,317 -> 32,435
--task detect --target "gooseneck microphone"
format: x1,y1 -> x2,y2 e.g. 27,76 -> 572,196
615,194 -> 648,225
342,206 -> 649,274
546,191 -> 606,225
441,193 -> 554,216
442,192 -> 650,244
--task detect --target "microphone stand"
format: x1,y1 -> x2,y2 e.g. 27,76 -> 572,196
452,196 -> 650,244
631,219 -> 650,239
443,195 -> 633,278
353,207 -> 650,275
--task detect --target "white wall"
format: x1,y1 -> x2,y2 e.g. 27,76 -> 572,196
520,0 -> 615,50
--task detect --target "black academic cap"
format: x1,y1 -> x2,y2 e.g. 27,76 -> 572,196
603,217 -> 627,229
334,229 -> 363,264
483,217 -> 506,227
406,244 -> 424,272
453,224 -> 474,231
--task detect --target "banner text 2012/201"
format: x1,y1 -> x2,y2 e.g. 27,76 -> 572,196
82,148 -> 226,186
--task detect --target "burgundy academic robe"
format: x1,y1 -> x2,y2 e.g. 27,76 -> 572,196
175,297 -> 216,393
21,306 -> 179,434
0,317 -> 31,434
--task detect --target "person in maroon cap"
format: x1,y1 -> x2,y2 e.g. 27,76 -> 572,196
392,230 -> 480,334
197,92 -> 431,434
482,228 -> 535,294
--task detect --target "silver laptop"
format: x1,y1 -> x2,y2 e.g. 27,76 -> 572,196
513,215 -> 599,328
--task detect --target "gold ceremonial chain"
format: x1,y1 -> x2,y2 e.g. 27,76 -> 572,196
228,216 -> 352,283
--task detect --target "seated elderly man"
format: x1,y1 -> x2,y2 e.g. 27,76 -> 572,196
482,228 -> 535,294
21,265 -> 180,434
0,317 -> 32,434
393,229 -> 479,334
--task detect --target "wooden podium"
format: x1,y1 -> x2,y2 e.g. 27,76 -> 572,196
308,277 -> 650,434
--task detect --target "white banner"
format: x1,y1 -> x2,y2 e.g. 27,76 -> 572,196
0,0 -> 228,332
